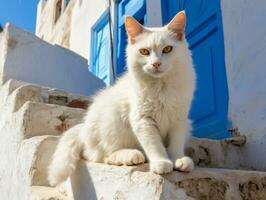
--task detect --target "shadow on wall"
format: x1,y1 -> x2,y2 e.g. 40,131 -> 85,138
70,161 -> 97,200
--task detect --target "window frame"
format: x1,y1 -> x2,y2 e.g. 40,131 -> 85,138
89,9 -> 111,84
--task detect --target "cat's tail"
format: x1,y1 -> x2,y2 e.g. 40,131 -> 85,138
48,124 -> 83,186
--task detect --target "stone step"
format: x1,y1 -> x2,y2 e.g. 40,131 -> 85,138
1,79 -> 92,112
0,79 -> 27,107
16,101 -> 85,139
16,134 -> 265,200
30,186 -> 69,200
16,135 -> 60,187
19,134 -> 248,188
15,132 -> 257,200
66,162 -> 266,200
186,137 -> 244,170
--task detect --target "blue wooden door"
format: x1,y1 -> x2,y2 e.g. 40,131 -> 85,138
91,11 -> 110,85
162,0 -> 230,139
116,0 -> 146,76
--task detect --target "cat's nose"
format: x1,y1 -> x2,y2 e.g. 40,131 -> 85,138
152,62 -> 161,69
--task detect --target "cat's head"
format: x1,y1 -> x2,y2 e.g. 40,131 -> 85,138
125,11 -> 190,79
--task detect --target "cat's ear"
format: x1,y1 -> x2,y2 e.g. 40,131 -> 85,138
125,16 -> 144,44
166,11 -> 186,41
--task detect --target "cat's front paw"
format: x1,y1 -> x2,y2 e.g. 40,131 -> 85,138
174,156 -> 194,172
150,159 -> 173,174
105,149 -> 145,166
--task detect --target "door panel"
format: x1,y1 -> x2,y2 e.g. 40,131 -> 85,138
95,24 -> 110,83
91,11 -> 110,85
162,0 -> 230,138
116,0 -> 146,76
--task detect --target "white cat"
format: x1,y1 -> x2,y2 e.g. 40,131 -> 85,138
48,11 -> 196,186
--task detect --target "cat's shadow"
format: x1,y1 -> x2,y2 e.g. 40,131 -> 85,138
69,161 -> 150,200
70,160 -> 97,200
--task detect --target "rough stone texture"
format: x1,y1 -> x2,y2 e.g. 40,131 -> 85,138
186,137 -> 242,170
0,79 -> 87,199
30,186 -> 69,200
239,177 -> 266,200
18,101 -> 85,139
0,79 -> 27,107
17,136 -> 59,186
36,0 -> 75,49
65,162 -> 266,200
36,0 -> 107,60
176,177 -> 228,200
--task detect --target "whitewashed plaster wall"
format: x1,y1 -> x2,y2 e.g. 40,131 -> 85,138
221,0 -> 266,170
69,0 -> 162,60
36,0 -> 76,48
36,0 -> 47,34
0,23 -> 105,96
36,0 -> 162,60
36,0 -> 55,40
69,0 -> 108,60
146,0 -> 163,27
69,0 -> 162,78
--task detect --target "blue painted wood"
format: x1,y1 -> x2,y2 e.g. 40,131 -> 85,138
90,10 -> 110,85
116,0 -> 146,76
162,0 -> 230,139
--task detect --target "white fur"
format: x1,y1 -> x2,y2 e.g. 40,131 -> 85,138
48,17 -> 196,186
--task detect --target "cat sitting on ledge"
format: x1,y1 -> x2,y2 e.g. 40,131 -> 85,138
48,11 -> 196,186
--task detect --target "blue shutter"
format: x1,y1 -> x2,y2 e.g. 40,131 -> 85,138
162,0 -> 230,139
116,0 -> 146,76
90,10 -> 110,85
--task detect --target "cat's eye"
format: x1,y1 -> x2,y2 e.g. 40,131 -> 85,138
162,46 -> 173,54
139,48 -> 150,56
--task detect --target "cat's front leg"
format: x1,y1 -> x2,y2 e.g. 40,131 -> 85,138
130,116 -> 173,174
167,120 -> 194,172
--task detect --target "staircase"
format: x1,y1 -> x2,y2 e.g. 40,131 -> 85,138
0,79 -> 89,200
0,79 -> 265,200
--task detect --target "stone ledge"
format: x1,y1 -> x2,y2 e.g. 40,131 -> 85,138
0,79 -> 26,107
0,79 -> 93,112
186,137 -> 242,170
65,162 -> 266,200
30,186 -> 68,200
16,101 -> 85,139
16,136 -> 59,186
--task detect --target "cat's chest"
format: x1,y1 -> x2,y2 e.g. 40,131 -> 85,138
143,90 -> 181,129
134,85 -> 189,133
151,95 -> 179,122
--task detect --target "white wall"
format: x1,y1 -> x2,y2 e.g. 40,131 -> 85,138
35,0 -> 45,34
36,0 -> 55,40
221,0 -> 266,170
146,0 -> 162,27
1,24 -> 105,96
70,0 -> 107,60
